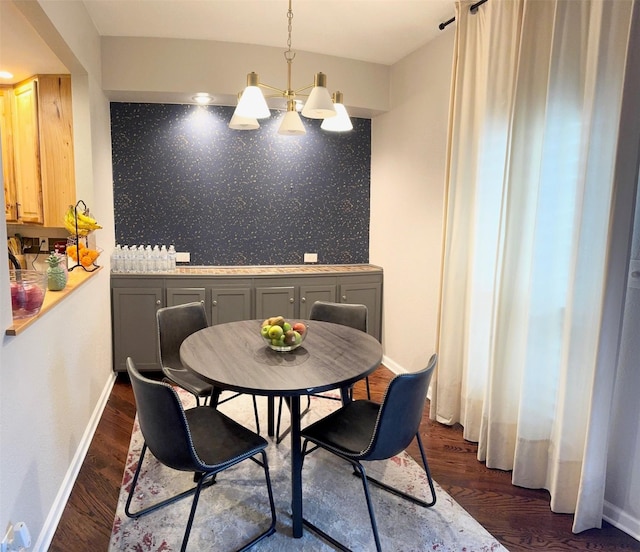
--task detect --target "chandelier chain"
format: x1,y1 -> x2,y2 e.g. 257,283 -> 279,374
285,0 -> 295,61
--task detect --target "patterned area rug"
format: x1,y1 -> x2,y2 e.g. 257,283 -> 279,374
109,389 -> 508,551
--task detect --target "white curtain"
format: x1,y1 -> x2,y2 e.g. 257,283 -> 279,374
431,0 -> 634,531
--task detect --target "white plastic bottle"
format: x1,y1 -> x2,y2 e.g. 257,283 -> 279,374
168,244 -> 177,272
110,244 -> 122,273
143,245 -> 152,273
131,245 -> 140,273
160,245 -> 168,271
122,245 -> 131,273
151,245 -> 160,272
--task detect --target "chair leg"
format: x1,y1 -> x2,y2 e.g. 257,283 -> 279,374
235,450 -> 278,552
127,445 -> 277,552
125,443 -> 213,520
299,447 -> 382,552
356,434 -> 437,508
180,458 -> 275,552
365,376 -> 371,400
355,462 -> 383,552
252,395 -> 261,434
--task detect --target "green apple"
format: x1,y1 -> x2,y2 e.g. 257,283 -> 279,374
283,322 -> 292,332
261,325 -> 271,338
268,325 -> 284,339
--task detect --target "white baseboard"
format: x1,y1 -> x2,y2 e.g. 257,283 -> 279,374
34,372 -> 117,552
603,500 -> 640,542
382,354 -> 407,374
382,355 -> 434,400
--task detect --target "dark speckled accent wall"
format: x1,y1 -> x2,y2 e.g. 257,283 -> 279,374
110,103 -> 371,266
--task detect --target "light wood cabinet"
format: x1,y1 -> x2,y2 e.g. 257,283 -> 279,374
7,75 -> 75,226
1,86 -> 17,222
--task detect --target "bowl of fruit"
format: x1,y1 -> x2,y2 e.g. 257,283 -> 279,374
10,270 -> 47,319
260,316 -> 308,352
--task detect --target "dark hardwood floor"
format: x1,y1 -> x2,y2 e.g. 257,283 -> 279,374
50,365 -> 639,551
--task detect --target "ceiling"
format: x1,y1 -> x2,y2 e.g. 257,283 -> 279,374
1,0 -> 455,85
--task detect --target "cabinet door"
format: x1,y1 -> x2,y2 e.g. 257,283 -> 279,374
37,75 -> 76,225
166,288 -> 206,306
338,281 -> 382,341
255,286 -> 295,320
299,284 -> 336,319
211,287 -> 252,325
112,287 -> 164,372
1,87 -> 17,222
12,79 -> 43,224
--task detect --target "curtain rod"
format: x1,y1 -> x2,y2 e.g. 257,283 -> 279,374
439,0 -> 489,30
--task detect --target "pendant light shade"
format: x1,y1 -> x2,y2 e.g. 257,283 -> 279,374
321,92 -> 353,132
229,113 -> 260,130
278,101 -> 306,135
235,73 -> 271,119
301,73 -> 336,119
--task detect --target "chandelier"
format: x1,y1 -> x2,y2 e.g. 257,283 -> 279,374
228,0 -> 353,135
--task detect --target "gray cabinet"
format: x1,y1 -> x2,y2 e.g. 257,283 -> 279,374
255,284 -> 295,320
112,283 -> 164,372
166,279 -> 252,326
299,282 -> 337,319
211,286 -> 252,325
166,287 -> 206,307
111,267 -> 382,372
338,276 -> 382,341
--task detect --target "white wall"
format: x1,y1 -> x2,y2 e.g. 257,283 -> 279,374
0,1 -> 115,550
370,30 -> 454,373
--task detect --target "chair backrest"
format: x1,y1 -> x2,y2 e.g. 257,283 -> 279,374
361,354 -> 437,461
157,301 -> 208,370
309,300 -> 368,333
126,357 -> 201,472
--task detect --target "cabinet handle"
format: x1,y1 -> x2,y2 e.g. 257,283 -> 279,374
212,300 -> 217,306
342,295 -> 347,301
16,202 -> 21,219
301,297 -> 306,303
289,297 -> 294,303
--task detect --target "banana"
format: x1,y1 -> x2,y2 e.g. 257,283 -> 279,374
63,205 -> 101,236
77,209 -> 102,230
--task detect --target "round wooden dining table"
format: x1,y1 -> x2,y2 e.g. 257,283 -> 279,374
180,318 -> 383,539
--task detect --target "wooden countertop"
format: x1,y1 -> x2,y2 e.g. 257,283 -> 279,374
6,266 -> 102,336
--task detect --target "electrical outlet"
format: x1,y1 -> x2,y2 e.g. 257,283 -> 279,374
304,253 -> 318,263
39,237 -> 49,252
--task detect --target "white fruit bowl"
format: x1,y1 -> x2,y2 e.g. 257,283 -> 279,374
260,317 -> 308,352
10,270 -> 47,319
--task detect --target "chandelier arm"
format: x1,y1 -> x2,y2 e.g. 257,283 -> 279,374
292,83 -> 315,95
257,82 -> 287,95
